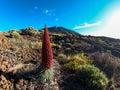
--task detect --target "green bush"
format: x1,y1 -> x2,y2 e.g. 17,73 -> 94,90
77,65 -> 108,90
109,77 -> 116,90
37,41 -> 42,48
51,43 -> 59,47
109,85 -> 116,90
39,68 -> 54,83
64,53 -> 92,71
10,30 -> 21,39
25,27 -> 38,36
58,53 -> 66,59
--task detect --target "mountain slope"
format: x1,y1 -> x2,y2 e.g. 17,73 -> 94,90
47,27 -> 120,57
47,27 -> 120,89
0,26 -> 120,89
47,26 -> 79,34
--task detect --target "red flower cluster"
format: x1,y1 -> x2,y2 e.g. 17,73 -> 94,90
41,24 -> 53,69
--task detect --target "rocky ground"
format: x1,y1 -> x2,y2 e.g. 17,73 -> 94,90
0,27 -> 120,90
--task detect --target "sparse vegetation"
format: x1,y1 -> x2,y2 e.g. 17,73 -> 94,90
0,26 -> 120,89
10,30 -> 21,39
51,33 -> 65,36
25,27 -> 39,36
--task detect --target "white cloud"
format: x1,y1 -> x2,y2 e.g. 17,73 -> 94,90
42,9 -> 55,16
44,9 -> 49,14
73,21 -> 101,29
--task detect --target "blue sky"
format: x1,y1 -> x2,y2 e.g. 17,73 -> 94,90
0,0 -> 120,38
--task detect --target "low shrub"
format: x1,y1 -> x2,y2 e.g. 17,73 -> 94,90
64,53 -> 92,71
109,85 -> 116,90
37,41 -> 42,48
10,30 -> 21,39
25,27 -> 38,36
52,33 -> 65,36
109,77 -> 116,90
39,68 -> 54,83
37,42 -> 59,48
77,65 -> 108,90
51,43 -> 58,47
58,53 -> 66,59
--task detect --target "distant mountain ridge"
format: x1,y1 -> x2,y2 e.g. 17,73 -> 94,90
47,26 -> 79,34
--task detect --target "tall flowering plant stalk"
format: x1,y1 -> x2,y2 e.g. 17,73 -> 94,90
41,24 -> 53,69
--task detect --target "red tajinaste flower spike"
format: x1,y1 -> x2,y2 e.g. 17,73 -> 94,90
41,24 -> 53,69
